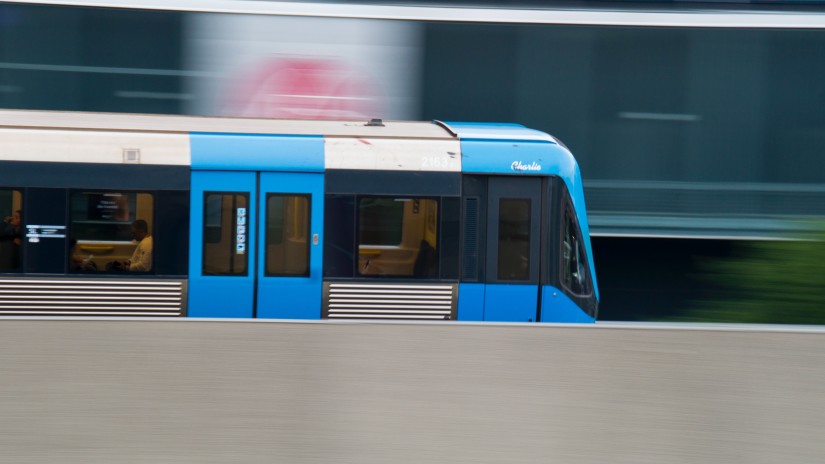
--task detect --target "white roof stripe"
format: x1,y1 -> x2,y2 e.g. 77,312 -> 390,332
0,110 -> 454,140
8,0 -> 825,29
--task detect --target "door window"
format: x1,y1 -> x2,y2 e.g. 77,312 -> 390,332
202,192 -> 248,276
497,198 -> 531,281
265,194 -> 310,276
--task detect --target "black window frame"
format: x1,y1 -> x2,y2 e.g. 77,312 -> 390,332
67,188 -> 156,275
323,192 -> 459,281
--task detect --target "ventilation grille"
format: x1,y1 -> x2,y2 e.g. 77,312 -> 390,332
462,197 -> 479,279
324,282 -> 456,320
0,278 -> 186,316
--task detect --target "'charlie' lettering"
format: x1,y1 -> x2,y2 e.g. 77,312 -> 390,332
511,161 -> 542,172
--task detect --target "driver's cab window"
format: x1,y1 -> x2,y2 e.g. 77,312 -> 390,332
561,199 -> 592,296
69,191 -> 154,273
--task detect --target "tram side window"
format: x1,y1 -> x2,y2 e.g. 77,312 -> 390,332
561,202 -> 592,296
0,189 -> 23,272
69,191 -> 154,273
265,194 -> 310,276
202,192 -> 248,276
358,197 -> 439,277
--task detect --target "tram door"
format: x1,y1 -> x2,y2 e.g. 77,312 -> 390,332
188,171 -> 324,318
483,177 -> 543,322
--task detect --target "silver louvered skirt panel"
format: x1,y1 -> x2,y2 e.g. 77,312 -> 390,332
0,277 -> 187,317
323,282 -> 457,320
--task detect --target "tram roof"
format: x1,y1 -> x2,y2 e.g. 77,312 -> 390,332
0,109 -> 456,140
439,121 -> 559,143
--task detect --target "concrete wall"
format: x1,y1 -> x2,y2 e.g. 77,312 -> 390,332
1,319 -> 824,464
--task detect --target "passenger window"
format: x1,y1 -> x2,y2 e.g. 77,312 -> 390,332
265,194 -> 310,276
357,197 -> 438,278
202,192 -> 248,276
497,198 -> 531,281
359,198 -> 404,245
0,189 -> 23,272
69,191 -> 154,273
561,202 -> 592,295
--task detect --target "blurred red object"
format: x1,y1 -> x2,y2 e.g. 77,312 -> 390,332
224,57 -> 378,120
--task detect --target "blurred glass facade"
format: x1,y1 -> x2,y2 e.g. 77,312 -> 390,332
421,23 -> 825,237
1,3 -> 825,239
0,5 -> 184,114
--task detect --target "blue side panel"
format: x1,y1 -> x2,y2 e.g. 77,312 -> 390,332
484,284 -> 538,322
259,285 -> 317,319
190,133 -> 324,172
458,133 -> 599,302
188,279 -> 254,318
188,170 -> 256,318
540,285 -> 596,323
256,172 -> 324,319
457,283 -> 485,321
460,139 -> 572,176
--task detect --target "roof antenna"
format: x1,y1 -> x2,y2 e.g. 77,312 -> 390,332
365,118 -> 384,127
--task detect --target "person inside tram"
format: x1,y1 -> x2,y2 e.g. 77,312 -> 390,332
0,210 -> 23,270
70,239 -> 97,271
109,219 -> 153,272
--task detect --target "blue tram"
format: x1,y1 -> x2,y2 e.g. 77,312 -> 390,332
0,110 -> 597,322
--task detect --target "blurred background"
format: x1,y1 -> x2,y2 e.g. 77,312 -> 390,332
2,0 -> 824,322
